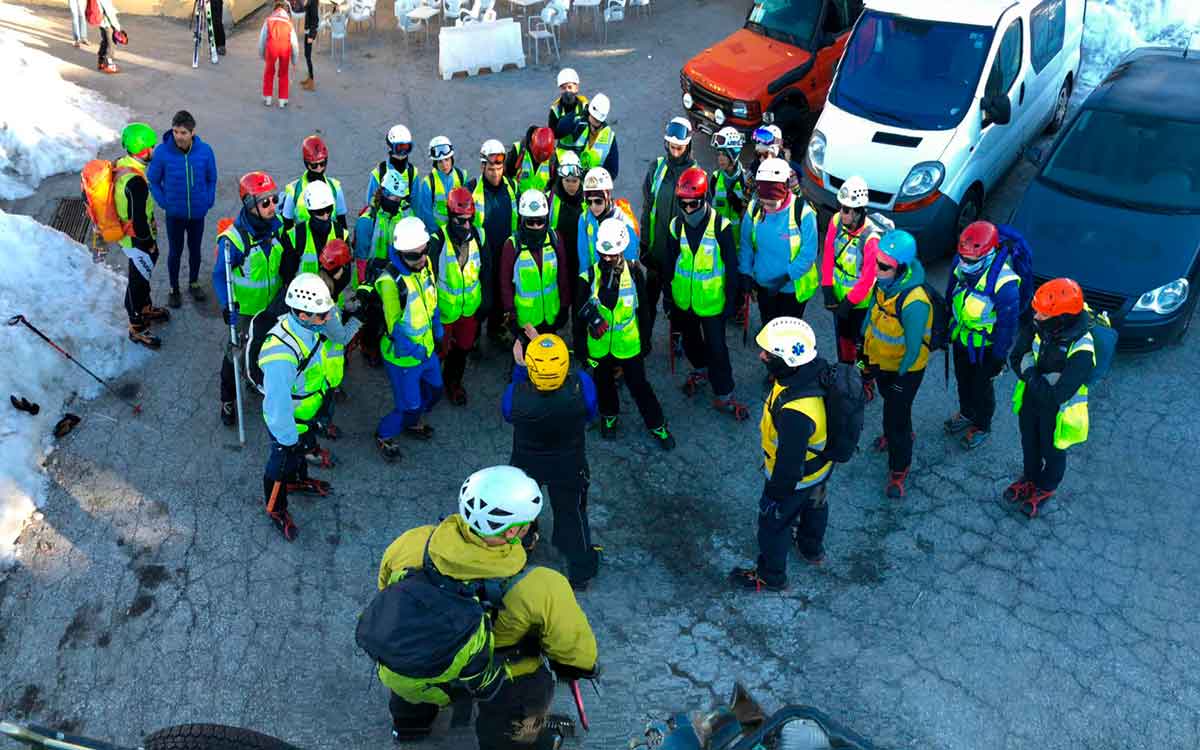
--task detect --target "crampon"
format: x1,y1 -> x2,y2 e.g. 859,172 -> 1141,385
681,370 -> 709,396
287,478 -> 331,497
713,397 -> 751,421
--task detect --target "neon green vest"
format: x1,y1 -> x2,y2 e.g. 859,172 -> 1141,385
951,258 -> 1020,349
369,208 -> 405,261
512,234 -> 560,328
428,169 -> 465,228
830,213 -> 882,308
710,168 -> 745,237
749,198 -> 819,303
670,210 -> 726,317
587,262 -> 639,360
514,143 -> 553,194
371,163 -> 419,218
222,226 -> 285,317
286,174 -> 343,224
290,221 -> 346,276
579,126 -> 614,173
551,94 -> 589,152
472,176 -> 518,235
257,317 -> 330,428
113,155 -> 155,249
437,228 -> 483,324
1012,332 -> 1094,449
376,264 -> 437,367
646,157 -> 670,251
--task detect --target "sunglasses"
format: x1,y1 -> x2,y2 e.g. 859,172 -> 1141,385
679,198 -> 703,211
257,195 -> 279,208
401,251 -> 426,262
451,215 -> 472,225
310,207 -> 333,219
306,160 -> 327,170
586,196 -> 607,206
390,143 -> 412,156
430,144 -> 454,160
524,219 -> 548,229
876,260 -> 896,272
482,154 -> 506,165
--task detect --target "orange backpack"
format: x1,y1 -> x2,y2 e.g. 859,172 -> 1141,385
81,160 -> 135,243
614,197 -> 639,236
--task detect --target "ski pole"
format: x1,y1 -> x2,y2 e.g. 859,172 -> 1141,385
569,680 -> 590,732
6,315 -> 142,415
223,245 -> 247,446
742,291 -> 751,348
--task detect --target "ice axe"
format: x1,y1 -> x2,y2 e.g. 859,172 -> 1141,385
569,679 -> 598,732
6,315 -> 142,414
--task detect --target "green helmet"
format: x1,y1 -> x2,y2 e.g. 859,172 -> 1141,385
121,123 -> 156,157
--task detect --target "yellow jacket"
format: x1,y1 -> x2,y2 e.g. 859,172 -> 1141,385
377,515 -> 598,680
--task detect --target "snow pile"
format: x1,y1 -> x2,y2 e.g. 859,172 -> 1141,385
0,26 -> 128,200
1080,0 -> 1200,92
0,210 -> 144,569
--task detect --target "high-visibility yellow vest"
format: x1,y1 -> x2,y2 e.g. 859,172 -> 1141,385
427,169 -> 466,228
513,234 -> 560,328
472,176 -> 518,235
437,227 -> 483,324
376,264 -> 437,367
586,262 -> 639,360
710,168 -> 745,237
829,213 -> 883,308
579,125 -> 614,173
113,155 -> 155,249
761,380 -> 832,489
289,220 -> 347,276
513,143 -> 553,194
1011,332 -> 1095,449
669,210 -> 727,317
749,197 -> 818,303
865,282 -> 931,372
951,258 -> 1020,349
286,174 -> 344,224
257,317 -> 330,429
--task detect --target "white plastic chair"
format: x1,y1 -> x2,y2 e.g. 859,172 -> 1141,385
443,0 -> 465,23
348,0 -> 377,40
602,0 -> 623,41
394,0 -> 420,30
527,8 -> 559,64
325,0 -> 349,70
628,0 -> 648,17
572,0 -> 599,38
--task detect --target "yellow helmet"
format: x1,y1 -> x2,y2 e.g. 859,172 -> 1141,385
525,334 -> 569,391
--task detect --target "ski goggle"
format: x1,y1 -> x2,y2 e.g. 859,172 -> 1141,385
711,131 -> 744,151
559,163 -> 582,179
389,141 -> 412,156
430,143 -> 454,160
481,152 -> 506,165
752,127 -> 777,146
665,121 -> 692,143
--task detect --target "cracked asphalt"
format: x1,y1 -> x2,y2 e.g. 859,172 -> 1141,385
2,2 -> 1199,748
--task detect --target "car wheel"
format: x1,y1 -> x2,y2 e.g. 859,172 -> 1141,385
1172,295 -> 1196,345
955,186 -> 984,241
1045,78 -> 1072,135
772,102 -> 812,155
143,724 -> 302,750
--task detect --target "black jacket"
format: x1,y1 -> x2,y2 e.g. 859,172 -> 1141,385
509,371 -> 590,482
765,358 -> 827,498
1010,314 -> 1095,413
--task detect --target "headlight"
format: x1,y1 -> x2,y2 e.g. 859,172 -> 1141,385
682,92 -> 694,110
899,161 -> 945,199
732,101 -> 750,118
1132,278 -> 1189,315
806,130 -> 826,172
714,109 -> 726,125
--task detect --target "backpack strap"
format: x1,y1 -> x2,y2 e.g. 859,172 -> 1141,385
420,535 -> 532,610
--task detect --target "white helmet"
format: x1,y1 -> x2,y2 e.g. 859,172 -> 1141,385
380,169 -> 408,199
753,125 -> 783,156
392,215 -> 429,252
664,116 -> 693,147
480,138 -> 506,161
755,157 -> 791,185
518,189 -> 549,219
588,93 -> 611,123
386,124 -> 413,150
558,150 -> 582,178
583,167 -> 613,193
837,175 -> 870,209
596,217 -> 629,257
302,180 -> 335,212
557,67 -> 580,88
755,316 -> 817,367
429,135 -> 454,161
459,465 -> 544,537
712,126 -> 745,153
285,272 -> 335,315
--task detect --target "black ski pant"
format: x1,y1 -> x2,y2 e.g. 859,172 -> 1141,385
263,435 -> 310,515
594,354 -> 664,430
876,368 -> 925,472
124,247 -> 158,326
97,27 -> 110,65
304,35 -> 314,79
756,482 -> 828,586
953,342 -> 997,432
545,470 -> 598,584
165,216 -> 205,290
833,305 -> 869,366
210,0 -> 225,48
674,308 -> 734,397
1019,404 -> 1068,492
476,666 -> 558,750
755,285 -> 808,328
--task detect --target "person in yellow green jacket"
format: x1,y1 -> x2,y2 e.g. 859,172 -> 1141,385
861,230 -> 931,500
375,466 -> 598,747
115,123 -> 170,348
1006,278 -> 1095,518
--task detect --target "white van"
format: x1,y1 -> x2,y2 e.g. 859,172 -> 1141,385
801,0 -> 1083,257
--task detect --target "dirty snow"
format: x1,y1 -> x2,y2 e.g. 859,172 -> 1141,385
1080,0 -> 1200,96
0,210 -> 143,568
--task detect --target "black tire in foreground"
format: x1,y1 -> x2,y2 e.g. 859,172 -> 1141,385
143,724 -> 302,750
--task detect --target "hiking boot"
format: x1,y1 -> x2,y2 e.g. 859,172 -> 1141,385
188,282 -> 207,302
279,99 -> 288,109
167,288 -> 182,308
140,304 -> 170,323
376,435 -> 403,463
445,383 -> 468,406
713,396 -> 751,421
943,412 -> 972,435
1003,478 -> 1034,503
128,324 -> 161,349
885,468 -> 909,499
650,424 -> 676,451
301,77 -> 315,91
600,415 -> 618,440
264,95 -> 273,107
1021,488 -> 1055,518
681,369 -> 708,396
268,510 -> 298,541
545,714 -> 576,741
792,527 -> 825,565
220,400 -> 236,426
728,566 -> 787,592
98,59 -> 119,74
960,427 -> 990,450
216,46 -> 226,55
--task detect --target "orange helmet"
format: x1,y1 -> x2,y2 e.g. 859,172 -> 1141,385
958,220 -> 999,260
530,127 -> 556,164
1032,278 -> 1084,317
319,239 -> 351,272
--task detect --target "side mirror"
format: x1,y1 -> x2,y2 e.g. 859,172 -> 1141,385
982,93 -> 1012,126
1026,145 -> 1044,167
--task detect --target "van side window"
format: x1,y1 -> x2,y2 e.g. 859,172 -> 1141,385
822,0 -> 861,34
1030,0 -> 1066,72
985,19 -> 1023,98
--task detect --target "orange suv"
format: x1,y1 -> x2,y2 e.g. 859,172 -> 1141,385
680,0 -> 862,146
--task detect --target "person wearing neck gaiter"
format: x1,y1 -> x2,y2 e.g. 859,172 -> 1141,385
365,124 -> 420,212
470,140 -> 519,347
640,117 -> 698,340
281,180 -> 348,285
431,188 -> 488,406
500,191 -> 571,348
281,135 -> 348,234
551,152 -> 585,349
862,230 -> 931,501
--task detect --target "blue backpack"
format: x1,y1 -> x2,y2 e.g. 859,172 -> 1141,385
994,224 -> 1036,314
1087,308 -> 1118,385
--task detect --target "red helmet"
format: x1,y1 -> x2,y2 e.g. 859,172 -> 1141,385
319,239 -> 352,272
675,167 -> 709,201
238,171 -> 278,204
530,127 -> 556,163
301,135 -> 329,164
958,220 -> 999,260
1032,278 -> 1085,317
447,187 -> 475,218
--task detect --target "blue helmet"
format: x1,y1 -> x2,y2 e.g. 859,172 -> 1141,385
879,229 -> 918,266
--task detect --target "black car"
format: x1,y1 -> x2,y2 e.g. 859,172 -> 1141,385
1011,47 -> 1200,347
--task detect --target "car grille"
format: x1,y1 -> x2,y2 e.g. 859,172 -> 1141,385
828,174 -> 894,206
682,74 -> 733,115
1034,275 -> 1128,314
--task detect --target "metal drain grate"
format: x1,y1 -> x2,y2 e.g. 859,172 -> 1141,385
50,197 -> 92,244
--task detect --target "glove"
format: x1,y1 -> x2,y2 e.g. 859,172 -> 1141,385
549,660 -> 601,682
821,285 -> 839,310
834,298 -> 853,320
223,307 -> 240,327
588,320 -> 610,339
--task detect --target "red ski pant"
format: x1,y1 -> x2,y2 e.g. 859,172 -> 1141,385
263,51 -> 290,99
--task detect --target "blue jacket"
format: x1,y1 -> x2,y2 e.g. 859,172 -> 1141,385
147,131 -> 217,220
385,246 -> 444,361
738,195 -> 818,294
212,208 -> 284,310
945,252 -> 1021,362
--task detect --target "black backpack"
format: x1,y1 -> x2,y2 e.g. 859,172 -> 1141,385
772,362 -> 865,464
896,283 -> 951,352
244,298 -> 321,393
355,539 -> 529,692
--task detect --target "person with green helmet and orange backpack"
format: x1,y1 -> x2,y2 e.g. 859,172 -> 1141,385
114,122 -> 170,348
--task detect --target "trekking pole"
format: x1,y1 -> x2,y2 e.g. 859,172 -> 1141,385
742,291 -> 751,348
223,247 -> 247,446
6,315 -> 142,415
569,680 -> 591,732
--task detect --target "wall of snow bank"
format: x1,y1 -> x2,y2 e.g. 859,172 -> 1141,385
0,24 -> 128,200
1081,0 -> 1200,93
0,210 -> 144,569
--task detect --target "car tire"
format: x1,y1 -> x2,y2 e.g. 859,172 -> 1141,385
1172,296 -> 1196,345
1045,78 -> 1072,135
143,724 -> 302,750
772,102 -> 812,155
954,186 -> 984,247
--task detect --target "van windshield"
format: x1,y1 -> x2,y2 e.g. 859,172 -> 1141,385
744,0 -> 822,49
831,11 -> 993,131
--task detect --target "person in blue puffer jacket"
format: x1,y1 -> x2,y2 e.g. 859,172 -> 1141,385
147,110 -> 218,308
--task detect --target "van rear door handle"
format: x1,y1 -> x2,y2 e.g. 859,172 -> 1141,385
1019,82 -> 1026,105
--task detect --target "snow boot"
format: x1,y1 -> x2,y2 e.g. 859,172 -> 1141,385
712,396 -> 751,421
268,510 -> 298,541
376,435 -> 403,463
1021,488 -> 1055,518
220,400 -> 236,426
167,289 -> 182,309
960,427 -> 990,450
279,99 -> 288,109
792,527 -> 825,565
217,46 -> 226,55
600,415 -> 618,440
650,424 -> 676,451
188,282 -> 207,302
885,468 -> 909,499
1003,478 -> 1034,503
287,478 -> 331,496
128,324 -> 161,349
140,304 -> 170,323
305,444 -> 335,469
728,566 -> 787,592
681,370 -> 708,396
943,412 -> 972,435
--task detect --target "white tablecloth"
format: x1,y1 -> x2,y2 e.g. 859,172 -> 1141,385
438,19 -> 525,80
